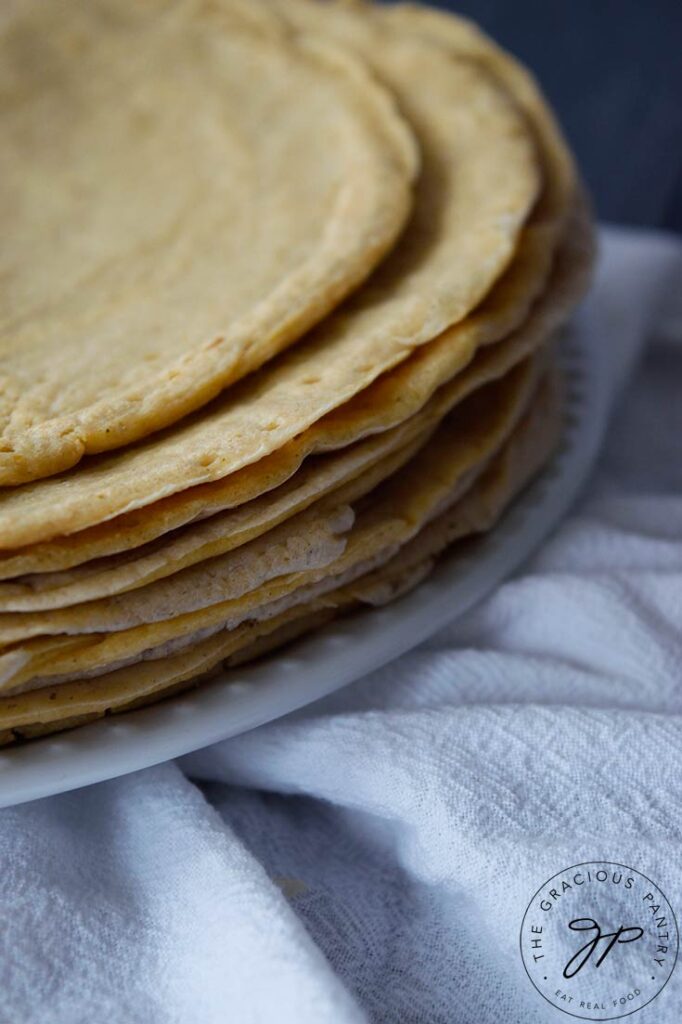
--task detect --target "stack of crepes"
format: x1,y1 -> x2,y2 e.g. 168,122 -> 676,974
0,0 -> 594,744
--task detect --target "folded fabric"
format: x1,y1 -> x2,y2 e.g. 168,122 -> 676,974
0,227 -> 680,1024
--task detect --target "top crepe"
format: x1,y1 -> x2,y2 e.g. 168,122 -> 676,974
0,0 -> 417,484
0,9 -> 540,546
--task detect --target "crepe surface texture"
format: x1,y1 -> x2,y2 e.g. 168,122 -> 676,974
0,0 -> 594,744
0,0 -> 417,484
0,0 -> 540,543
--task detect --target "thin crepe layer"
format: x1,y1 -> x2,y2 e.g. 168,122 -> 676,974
0,353 -> 544,691
0,0 -> 417,483
0,17 -> 539,545
0,369 -> 561,742
0,193 -> 592,581
0,203 -> 593,612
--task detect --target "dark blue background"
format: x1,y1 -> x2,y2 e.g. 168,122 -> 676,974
396,0 -> 682,229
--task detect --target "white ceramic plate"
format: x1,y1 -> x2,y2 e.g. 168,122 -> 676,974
0,275 -> 625,808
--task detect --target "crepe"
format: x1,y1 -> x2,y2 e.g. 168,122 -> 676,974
0,220 -> 561,574
0,196 -> 593,603
0,426 -> 432,609
0,353 -> 543,694
0,15 -> 540,545
0,369 -> 561,742
0,0 -> 418,484
0,2 -> 593,749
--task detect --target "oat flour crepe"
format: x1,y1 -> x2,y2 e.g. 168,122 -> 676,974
0,249 -> 584,611
0,197 -> 593,595
0,355 -> 543,690
0,16 -> 540,545
0,2 -> 595,747
0,427 -> 431,609
0,0 -> 418,485
0,214 -> 566,574
0,372 -> 560,741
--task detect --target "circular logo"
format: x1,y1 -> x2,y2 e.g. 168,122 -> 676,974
520,861 -> 678,1020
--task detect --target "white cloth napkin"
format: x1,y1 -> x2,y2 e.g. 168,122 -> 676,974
0,227 -> 681,1024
